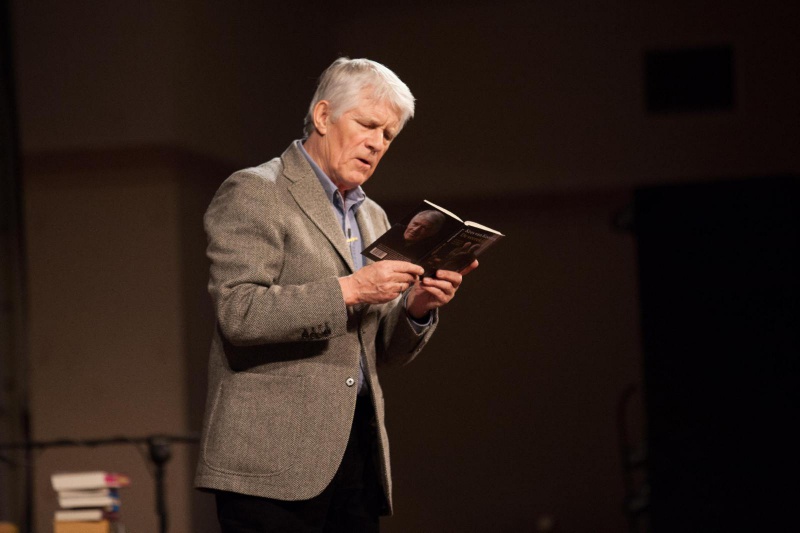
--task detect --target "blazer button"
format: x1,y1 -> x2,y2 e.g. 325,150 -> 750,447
346,377 -> 355,387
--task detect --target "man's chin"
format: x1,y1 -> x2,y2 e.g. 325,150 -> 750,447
342,173 -> 371,190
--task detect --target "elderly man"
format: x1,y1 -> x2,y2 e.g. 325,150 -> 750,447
195,58 -> 477,532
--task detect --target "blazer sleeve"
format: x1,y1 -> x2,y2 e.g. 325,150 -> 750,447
375,300 -> 438,368
204,169 -> 349,346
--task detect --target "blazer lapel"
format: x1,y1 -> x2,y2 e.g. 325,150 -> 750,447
283,143 -> 355,273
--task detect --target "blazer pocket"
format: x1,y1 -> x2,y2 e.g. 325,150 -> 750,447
202,373 -> 307,476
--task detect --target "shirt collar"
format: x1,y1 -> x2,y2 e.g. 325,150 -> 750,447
296,140 -> 366,210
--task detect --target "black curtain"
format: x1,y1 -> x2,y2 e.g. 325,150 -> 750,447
0,0 -> 30,529
635,176 -> 799,532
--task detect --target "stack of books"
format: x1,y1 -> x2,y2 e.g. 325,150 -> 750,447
51,471 -> 130,533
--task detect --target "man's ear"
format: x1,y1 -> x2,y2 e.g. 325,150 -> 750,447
312,100 -> 331,135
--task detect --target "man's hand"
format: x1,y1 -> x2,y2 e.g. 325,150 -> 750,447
405,260 -> 479,319
339,260 -> 425,306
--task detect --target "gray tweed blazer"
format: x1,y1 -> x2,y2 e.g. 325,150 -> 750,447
194,141 -> 437,513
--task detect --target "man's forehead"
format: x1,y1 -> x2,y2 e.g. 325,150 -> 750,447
347,94 -> 401,121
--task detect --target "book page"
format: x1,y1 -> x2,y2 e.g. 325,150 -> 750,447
424,200 -> 463,222
465,220 -> 504,235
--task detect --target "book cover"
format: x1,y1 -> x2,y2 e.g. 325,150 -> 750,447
54,509 -> 120,522
57,488 -> 119,499
53,520 -> 112,533
51,472 -> 131,491
57,494 -> 121,510
362,200 -> 504,275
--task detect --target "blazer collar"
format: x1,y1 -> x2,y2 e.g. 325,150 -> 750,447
282,141 -> 356,273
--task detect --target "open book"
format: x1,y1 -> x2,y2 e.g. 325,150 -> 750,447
362,200 -> 504,275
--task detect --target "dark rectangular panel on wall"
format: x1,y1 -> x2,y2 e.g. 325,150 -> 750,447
634,176 -> 799,532
645,46 -> 735,113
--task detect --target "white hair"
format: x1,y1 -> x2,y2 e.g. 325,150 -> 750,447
303,57 -> 415,137
412,209 -> 446,229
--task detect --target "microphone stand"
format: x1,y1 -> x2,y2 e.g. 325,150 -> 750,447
0,433 -> 199,533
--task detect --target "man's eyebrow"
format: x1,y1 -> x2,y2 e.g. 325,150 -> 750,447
355,116 -> 378,127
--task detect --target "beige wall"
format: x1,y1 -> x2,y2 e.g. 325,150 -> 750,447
24,161 -> 194,532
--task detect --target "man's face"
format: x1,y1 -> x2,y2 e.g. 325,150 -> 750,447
316,92 -> 402,193
404,215 -> 437,242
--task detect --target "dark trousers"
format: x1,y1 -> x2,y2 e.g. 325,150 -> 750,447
215,396 -> 385,533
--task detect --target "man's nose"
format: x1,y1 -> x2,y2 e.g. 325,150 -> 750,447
365,130 -> 386,152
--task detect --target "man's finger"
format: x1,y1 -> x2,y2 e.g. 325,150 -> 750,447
459,259 -> 479,275
423,276 -> 458,295
432,269 -> 463,285
384,260 -> 424,277
418,283 -> 447,301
